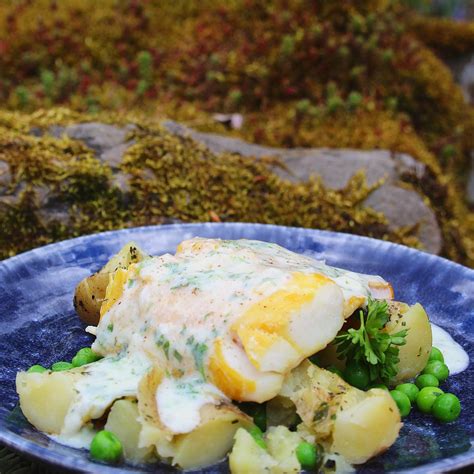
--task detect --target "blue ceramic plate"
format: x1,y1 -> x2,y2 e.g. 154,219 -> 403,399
0,223 -> 472,473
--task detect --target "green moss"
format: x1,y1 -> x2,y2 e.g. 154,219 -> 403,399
408,15 -> 474,56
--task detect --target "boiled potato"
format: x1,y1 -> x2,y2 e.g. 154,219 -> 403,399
104,398 -> 155,463
229,428 -> 277,474
172,403 -> 252,470
136,367 -> 176,459
16,371 -> 78,434
74,272 -> 110,325
266,426 -> 302,474
101,241 -> 148,273
279,361 -> 337,440
74,242 -> 148,325
331,389 -> 401,464
386,302 -> 432,384
279,361 -> 401,464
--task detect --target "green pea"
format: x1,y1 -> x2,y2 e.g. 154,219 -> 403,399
422,361 -> 449,382
432,393 -> 461,423
395,383 -> 419,403
369,383 -> 388,391
90,430 -> 123,463
326,365 -> 344,379
390,390 -> 411,417
428,347 -> 444,363
27,364 -> 47,373
416,387 -> 444,413
247,425 -> 266,449
344,360 -> 369,390
72,347 -> 102,367
51,361 -> 73,372
296,442 -> 318,469
415,373 -> 439,389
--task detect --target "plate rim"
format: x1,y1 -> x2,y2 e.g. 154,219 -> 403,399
0,222 -> 473,473
2,222 -> 473,277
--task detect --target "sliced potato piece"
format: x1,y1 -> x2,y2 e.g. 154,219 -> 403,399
280,361 -> 401,464
332,389 -> 401,464
136,367 -> 175,459
229,427 -> 277,474
16,371 -> 78,434
266,426 -> 302,474
74,242 -> 148,325
386,302 -> 432,384
172,403 -> 252,470
104,398 -> 155,463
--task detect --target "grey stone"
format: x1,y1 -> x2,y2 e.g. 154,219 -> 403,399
110,171 -> 132,196
0,194 -> 20,208
163,120 -> 277,158
392,152 -> 426,179
446,52 -> 474,104
165,119 -> 442,254
32,185 -> 51,207
0,161 -> 11,190
468,152 -> 474,205
365,184 -> 442,254
37,203 -> 71,225
51,123 -> 129,155
274,149 -> 397,188
46,123 -> 135,168
100,142 -> 133,169
164,120 -> 414,188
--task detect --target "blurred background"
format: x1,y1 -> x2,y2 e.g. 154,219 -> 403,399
0,0 -> 473,268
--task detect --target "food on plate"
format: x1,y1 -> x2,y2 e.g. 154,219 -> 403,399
16,237 -> 465,472
74,242 -> 148,325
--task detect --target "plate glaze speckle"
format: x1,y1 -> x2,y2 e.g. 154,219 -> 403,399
0,223 -> 473,474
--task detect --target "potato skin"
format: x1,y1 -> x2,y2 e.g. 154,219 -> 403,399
74,272 -> 110,325
74,242 -> 148,325
386,302 -> 432,384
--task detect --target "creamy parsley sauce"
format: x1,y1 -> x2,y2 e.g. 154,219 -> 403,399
61,353 -> 151,436
156,375 -> 226,433
431,323 -> 469,374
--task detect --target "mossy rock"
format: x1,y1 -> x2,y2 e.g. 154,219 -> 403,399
0,107 -> 426,261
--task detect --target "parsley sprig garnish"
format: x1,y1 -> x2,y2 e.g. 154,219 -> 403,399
334,298 -> 408,383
